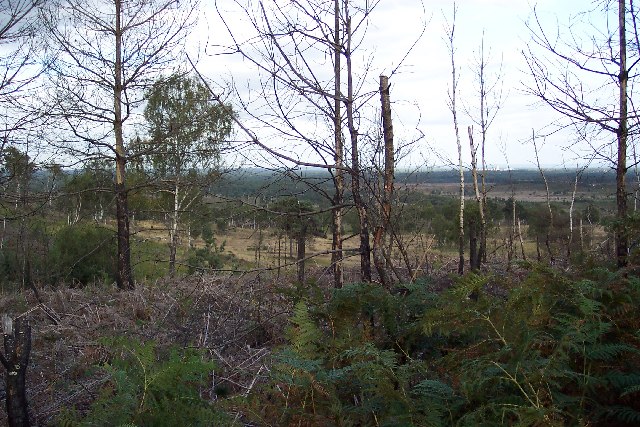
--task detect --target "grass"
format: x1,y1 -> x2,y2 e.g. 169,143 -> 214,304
129,217 -> 611,280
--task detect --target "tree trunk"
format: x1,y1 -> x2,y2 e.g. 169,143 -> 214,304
457,150 -> 465,274
480,135 -> 488,264
331,0 -> 344,288
345,11 -> 371,282
478,38 -> 489,265
373,75 -> 394,286
0,316 -> 31,427
511,196 -> 517,259
568,169 -> 580,259
169,180 -> 180,276
277,233 -> 282,277
445,6 -> 465,275
469,222 -> 478,270
518,218 -> 526,261
533,130 -> 554,263
616,0 -> 629,268
296,224 -> 307,283
633,143 -> 639,213
468,126 -> 485,270
114,0 -> 134,290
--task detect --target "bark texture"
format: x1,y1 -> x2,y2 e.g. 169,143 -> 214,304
331,0 -> 344,288
373,75 -> 394,286
0,316 -> 31,427
114,0 -> 134,290
616,0 -> 629,267
345,12 -> 371,282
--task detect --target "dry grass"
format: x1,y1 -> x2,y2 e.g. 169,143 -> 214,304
0,272 -> 297,425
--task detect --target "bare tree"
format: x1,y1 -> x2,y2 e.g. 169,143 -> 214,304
331,0 -> 346,288
568,165 -> 585,258
444,3 -> 465,275
45,0 -> 196,289
525,0 -> 636,267
372,74 -> 394,286
533,130 -> 554,262
467,125 -> 484,270
212,0 -> 387,283
0,0 -> 48,215
470,34 -> 503,265
343,0 -> 372,282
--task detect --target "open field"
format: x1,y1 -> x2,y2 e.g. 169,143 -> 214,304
404,181 -> 617,204
131,218 -> 610,281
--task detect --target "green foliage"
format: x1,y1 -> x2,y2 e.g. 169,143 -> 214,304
185,224 -> 236,274
50,224 -> 116,285
248,266 -> 640,426
62,339 -> 226,426
246,282 -> 456,426
130,238 -> 171,281
269,197 -> 323,239
142,73 -> 233,178
422,266 -> 640,426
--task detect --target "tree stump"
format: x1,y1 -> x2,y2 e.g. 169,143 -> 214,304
0,315 -> 31,427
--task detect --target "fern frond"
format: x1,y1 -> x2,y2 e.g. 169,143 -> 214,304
604,406 -> 640,424
288,300 -> 322,358
605,371 -> 640,390
450,272 -> 488,300
412,379 -> 455,401
621,384 -> 640,397
586,343 -> 637,361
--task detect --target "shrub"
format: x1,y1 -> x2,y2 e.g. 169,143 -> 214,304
51,224 -> 116,285
247,267 -> 640,426
60,339 -> 226,426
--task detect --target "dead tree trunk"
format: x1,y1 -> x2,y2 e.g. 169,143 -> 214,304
0,316 -> 31,427
296,223 -> 307,284
373,75 -> 394,286
533,130 -> 554,263
445,6 -> 465,275
468,126 -> 485,270
568,167 -> 582,259
616,0 -> 629,268
345,11 -> 371,282
518,218 -> 527,261
331,0 -> 344,288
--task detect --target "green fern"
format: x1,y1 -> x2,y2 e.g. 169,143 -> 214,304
605,406 -> 640,424
74,339 -> 226,427
288,300 -> 322,358
607,371 -> 640,390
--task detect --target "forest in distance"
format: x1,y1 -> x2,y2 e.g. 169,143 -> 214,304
2,0 -> 640,426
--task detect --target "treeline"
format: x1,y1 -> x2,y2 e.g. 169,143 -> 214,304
0,147 -> 616,291
214,168 -> 620,199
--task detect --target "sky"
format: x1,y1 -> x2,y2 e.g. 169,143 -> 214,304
194,0 -> 616,169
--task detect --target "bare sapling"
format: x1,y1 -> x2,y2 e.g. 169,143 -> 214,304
533,130 -> 554,263
444,3 -> 465,275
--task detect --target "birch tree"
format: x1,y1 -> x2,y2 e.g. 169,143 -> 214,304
525,0 -> 636,267
141,73 -> 233,276
213,0 -> 383,284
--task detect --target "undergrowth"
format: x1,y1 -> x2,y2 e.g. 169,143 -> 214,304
58,338 -> 227,427
242,266 -> 640,426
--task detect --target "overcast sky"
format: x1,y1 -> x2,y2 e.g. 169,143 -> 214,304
196,0 -> 615,169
